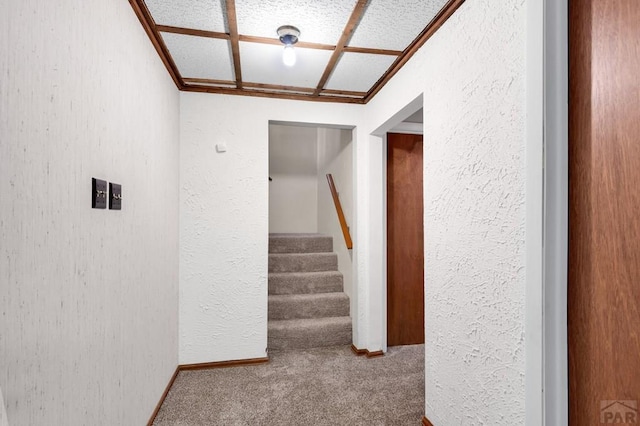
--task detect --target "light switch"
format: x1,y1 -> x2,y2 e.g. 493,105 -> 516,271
92,178 -> 107,209
216,143 -> 227,153
109,183 -> 122,210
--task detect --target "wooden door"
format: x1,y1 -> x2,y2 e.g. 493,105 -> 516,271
569,1 -> 640,424
387,133 -> 424,346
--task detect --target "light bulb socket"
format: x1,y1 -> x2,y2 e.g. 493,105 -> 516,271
277,25 -> 300,46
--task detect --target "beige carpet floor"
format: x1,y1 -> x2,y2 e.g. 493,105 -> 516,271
153,344 -> 425,426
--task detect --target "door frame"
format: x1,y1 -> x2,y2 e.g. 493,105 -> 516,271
545,1 -> 569,424
371,95 -> 424,354
528,0 -> 569,424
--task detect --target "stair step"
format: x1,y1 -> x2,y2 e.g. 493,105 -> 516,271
268,316 -> 352,350
269,293 -> 350,320
268,252 -> 338,273
269,271 -> 343,295
267,234 -> 352,350
269,233 -> 333,254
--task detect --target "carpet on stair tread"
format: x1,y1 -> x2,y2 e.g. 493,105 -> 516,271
268,292 -> 350,320
268,252 -> 338,273
268,271 -> 343,294
267,233 -> 352,350
269,233 -> 333,254
268,316 -> 352,350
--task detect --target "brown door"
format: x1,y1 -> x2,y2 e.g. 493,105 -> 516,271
569,1 -> 640,424
387,133 -> 424,346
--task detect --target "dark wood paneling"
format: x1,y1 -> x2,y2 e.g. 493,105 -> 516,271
183,77 -> 236,86
569,1 -> 640,424
342,46 -> 401,56
351,344 -> 368,356
239,34 -> 335,51
181,84 -> 365,104
327,174 -> 354,249
179,356 -> 269,371
422,416 -> 434,426
156,25 -> 229,40
320,89 -> 367,97
350,345 -> 385,358
243,82 -> 315,93
224,0 -> 243,88
387,133 -> 424,346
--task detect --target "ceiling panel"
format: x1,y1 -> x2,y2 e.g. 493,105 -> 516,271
161,33 -> 235,81
348,0 -> 448,50
325,52 -> 396,92
235,0 -> 355,45
240,42 -> 332,88
145,0 -> 227,32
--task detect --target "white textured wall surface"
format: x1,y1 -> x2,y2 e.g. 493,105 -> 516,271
365,0 -> 527,423
269,125 -> 319,233
179,93 -> 366,363
316,128 -> 354,298
0,1 -> 179,425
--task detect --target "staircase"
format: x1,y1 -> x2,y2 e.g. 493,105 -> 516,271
268,233 -> 352,350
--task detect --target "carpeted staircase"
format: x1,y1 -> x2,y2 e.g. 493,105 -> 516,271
268,233 -> 352,350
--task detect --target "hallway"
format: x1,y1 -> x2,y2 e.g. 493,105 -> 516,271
2,0 -> 536,424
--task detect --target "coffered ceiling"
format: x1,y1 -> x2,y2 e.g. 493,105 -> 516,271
129,0 -> 464,104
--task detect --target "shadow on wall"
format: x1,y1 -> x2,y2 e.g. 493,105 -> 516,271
269,124 -> 320,233
1,385 -> 8,426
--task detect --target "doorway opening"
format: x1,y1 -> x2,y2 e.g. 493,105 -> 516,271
267,121 -> 356,352
371,95 -> 425,352
385,109 -> 425,347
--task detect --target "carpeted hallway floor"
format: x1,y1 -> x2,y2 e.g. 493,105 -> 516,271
153,344 -> 425,425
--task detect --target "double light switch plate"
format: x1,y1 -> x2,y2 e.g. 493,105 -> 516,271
92,178 -> 122,210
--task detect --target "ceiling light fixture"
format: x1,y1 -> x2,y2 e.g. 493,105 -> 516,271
277,25 -> 300,67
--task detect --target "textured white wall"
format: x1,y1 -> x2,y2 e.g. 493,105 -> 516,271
364,0 -> 528,423
316,127 -> 354,299
179,93 -> 366,364
0,1 -> 179,425
269,124 -> 319,233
